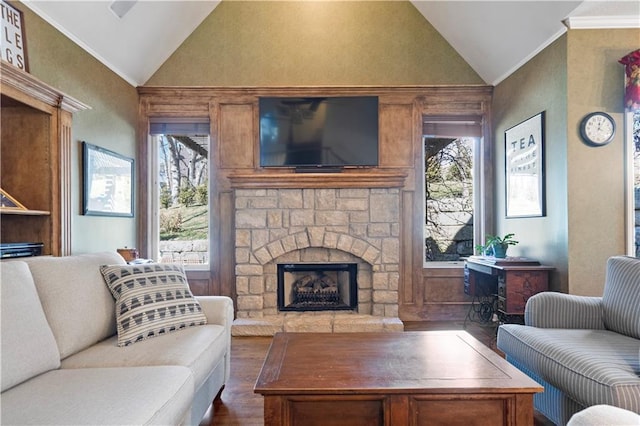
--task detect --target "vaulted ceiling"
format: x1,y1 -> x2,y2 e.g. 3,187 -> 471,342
23,1 -> 640,87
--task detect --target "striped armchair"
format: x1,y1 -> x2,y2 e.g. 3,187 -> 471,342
497,256 -> 640,425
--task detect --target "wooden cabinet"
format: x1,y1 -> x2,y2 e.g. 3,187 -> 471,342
465,256 -> 553,318
0,62 -> 89,256
496,269 -> 550,316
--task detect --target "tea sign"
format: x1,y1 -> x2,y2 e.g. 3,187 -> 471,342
504,112 -> 545,218
1,0 -> 28,71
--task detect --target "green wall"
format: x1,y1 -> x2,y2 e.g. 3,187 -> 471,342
18,0 -> 481,257
16,2 -> 138,254
566,29 -> 638,295
147,1 -> 483,86
492,36 -> 569,293
493,28 -> 640,296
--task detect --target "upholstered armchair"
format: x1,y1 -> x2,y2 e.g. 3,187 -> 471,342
497,256 -> 640,425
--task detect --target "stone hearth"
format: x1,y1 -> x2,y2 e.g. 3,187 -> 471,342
232,187 -> 404,335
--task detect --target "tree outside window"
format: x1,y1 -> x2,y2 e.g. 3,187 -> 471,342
424,137 -> 475,262
151,132 -> 210,265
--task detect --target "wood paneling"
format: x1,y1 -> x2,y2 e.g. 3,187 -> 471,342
379,102 -> 414,168
218,102 -> 255,169
187,270 -> 212,296
138,86 -> 492,322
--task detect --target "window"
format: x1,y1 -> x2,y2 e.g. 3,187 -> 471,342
149,120 -> 211,268
423,116 -> 483,265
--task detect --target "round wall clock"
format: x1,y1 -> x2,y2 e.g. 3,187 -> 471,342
579,112 -> 615,146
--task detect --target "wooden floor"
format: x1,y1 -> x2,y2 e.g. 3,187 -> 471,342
199,321 -> 552,426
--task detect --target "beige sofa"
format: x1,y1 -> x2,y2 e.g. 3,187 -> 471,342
1,252 -> 233,425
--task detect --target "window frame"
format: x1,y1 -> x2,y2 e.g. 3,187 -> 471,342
143,117 -> 212,271
625,110 -> 638,256
421,115 -> 491,269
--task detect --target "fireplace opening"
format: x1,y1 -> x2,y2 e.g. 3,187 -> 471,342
277,263 -> 357,312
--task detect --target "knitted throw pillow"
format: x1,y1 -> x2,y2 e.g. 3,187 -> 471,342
100,263 -> 207,346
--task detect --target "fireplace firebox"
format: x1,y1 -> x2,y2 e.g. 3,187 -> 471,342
277,263 -> 357,312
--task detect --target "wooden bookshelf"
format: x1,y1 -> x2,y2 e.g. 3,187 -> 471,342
0,62 -> 90,256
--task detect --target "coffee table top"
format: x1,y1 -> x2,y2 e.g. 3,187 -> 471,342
255,330 -> 542,395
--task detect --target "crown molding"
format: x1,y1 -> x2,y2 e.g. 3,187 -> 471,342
564,15 -> 640,29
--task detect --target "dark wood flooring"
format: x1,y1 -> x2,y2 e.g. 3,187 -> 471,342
199,321 -> 553,426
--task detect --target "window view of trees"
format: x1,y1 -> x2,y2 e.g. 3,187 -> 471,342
154,134 -> 210,265
424,137 -> 475,261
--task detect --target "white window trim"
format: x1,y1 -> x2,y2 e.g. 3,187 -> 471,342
146,119 -> 212,271
423,135 -> 485,268
625,110 -> 636,256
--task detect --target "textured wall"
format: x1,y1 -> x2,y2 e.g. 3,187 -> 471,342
566,29 -> 639,296
492,36 -> 569,293
146,1 -> 482,86
493,28 -> 640,296
16,2 -> 139,254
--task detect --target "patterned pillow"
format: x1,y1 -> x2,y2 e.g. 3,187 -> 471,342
100,263 -> 207,346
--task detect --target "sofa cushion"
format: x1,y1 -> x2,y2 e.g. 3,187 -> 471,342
498,325 -> 640,413
100,263 -> 207,346
24,252 -> 126,359
1,261 -> 60,392
0,366 -> 194,425
61,323 -> 227,392
602,256 -> 640,339
567,404 -> 640,426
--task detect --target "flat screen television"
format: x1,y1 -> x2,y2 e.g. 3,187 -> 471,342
259,96 -> 379,168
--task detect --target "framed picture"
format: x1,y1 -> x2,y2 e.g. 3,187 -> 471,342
504,112 -> 545,218
1,0 -> 29,72
83,142 -> 134,217
0,188 -> 27,210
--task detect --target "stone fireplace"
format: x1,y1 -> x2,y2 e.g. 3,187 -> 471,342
232,187 -> 404,335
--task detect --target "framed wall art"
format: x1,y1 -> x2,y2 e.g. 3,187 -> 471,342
1,0 -> 29,72
504,112 -> 545,218
83,142 -> 134,217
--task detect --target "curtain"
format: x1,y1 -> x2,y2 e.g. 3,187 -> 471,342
619,49 -> 640,112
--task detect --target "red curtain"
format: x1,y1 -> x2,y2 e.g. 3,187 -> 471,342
619,49 -> 640,112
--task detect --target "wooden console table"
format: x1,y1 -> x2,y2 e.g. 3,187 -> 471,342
464,256 -> 553,321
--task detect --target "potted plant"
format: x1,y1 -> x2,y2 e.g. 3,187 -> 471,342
485,233 -> 518,258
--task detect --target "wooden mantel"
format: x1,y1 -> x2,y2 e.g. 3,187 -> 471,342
228,170 -> 408,189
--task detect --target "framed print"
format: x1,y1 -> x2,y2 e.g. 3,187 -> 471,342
83,142 -> 134,217
505,112 -> 545,218
0,188 -> 27,210
1,0 -> 29,72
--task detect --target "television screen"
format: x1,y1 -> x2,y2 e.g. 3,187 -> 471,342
259,96 -> 379,168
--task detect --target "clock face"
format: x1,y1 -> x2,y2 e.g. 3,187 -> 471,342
580,112 -> 615,146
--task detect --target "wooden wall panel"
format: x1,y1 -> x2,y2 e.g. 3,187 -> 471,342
218,102 -> 255,169
218,191 -> 236,302
186,270 -> 212,296
379,103 -> 414,168
138,86 -> 492,323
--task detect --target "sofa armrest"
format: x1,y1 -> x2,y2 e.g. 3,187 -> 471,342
524,292 -> 605,329
196,296 -> 234,384
196,296 -> 234,329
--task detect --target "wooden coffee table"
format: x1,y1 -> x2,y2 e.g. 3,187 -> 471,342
254,331 -> 542,425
